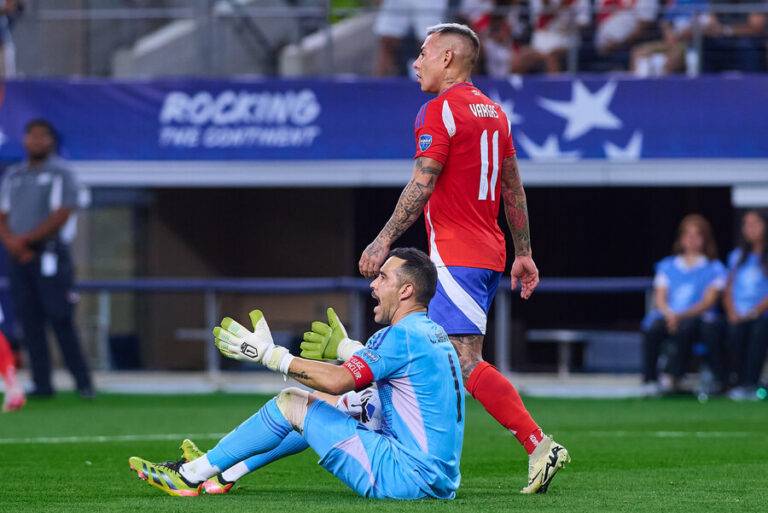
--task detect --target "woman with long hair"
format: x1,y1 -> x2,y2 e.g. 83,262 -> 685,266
642,214 -> 726,394
723,210 -> 768,400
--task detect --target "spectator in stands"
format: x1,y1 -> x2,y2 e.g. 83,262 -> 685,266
723,210 -> 768,401
459,0 -> 526,76
641,214 -> 726,395
702,0 -> 767,73
511,0 -> 590,74
630,0 -> 713,76
374,0 -> 448,76
0,119 -> 94,399
592,0 -> 659,69
0,0 -> 22,78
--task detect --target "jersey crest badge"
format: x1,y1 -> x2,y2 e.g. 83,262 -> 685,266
418,134 -> 433,151
362,349 -> 381,363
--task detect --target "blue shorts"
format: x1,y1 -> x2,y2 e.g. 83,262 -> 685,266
427,266 -> 502,336
303,400 -> 443,499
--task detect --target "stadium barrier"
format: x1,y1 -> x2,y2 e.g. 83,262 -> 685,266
0,276 -> 652,379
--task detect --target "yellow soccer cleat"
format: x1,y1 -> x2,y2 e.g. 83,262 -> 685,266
179,439 -> 234,495
128,456 -> 202,497
180,439 -> 204,462
520,436 -> 570,494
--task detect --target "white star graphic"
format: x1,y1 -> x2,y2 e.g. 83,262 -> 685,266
508,74 -> 524,90
537,81 -> 622,141
604,131 -> 643,161
517,132 -> 581,161
489,90 -> 523,126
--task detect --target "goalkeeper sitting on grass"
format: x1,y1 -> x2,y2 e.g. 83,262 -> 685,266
128,248 -> 466,500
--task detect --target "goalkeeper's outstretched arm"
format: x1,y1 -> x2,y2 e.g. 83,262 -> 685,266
285,358 -> 356,396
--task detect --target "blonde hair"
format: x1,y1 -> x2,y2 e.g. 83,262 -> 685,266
426,23 -> 480,68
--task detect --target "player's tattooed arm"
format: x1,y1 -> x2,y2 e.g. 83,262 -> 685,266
378,156 -> 443,246
359,157 -> 443,277
285,358 -> 356,395
500,156 -> 532,257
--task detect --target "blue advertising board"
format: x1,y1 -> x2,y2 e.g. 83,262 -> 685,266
0,76 -> 766,163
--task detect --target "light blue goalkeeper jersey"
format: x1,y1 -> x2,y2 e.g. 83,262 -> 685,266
349,311 -> 465,499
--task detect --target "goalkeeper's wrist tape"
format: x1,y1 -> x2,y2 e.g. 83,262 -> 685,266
263,345 -> 295,375
337,337 -> 364,361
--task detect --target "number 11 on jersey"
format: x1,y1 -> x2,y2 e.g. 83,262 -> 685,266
478,129 -> 499,202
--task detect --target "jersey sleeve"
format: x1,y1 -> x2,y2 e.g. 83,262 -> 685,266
341,325 -> 410,390
0,172 -> 11,214
53,167 -> 80,210
727,249 -> 741,271
413,100 -> 451,164
500,109 -> 517,159
707,260 -> 727,290
653,258 -> 670,289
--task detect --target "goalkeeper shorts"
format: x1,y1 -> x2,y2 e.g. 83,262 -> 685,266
303,399 -> 455,500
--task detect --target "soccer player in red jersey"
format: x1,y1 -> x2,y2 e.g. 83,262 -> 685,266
359,23 -> 570,494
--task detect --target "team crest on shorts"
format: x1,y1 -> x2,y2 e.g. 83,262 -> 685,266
419,134 -> 433,151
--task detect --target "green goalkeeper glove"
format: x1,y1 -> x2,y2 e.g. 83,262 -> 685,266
300,307 -> 351,361
213,309 -> 294,374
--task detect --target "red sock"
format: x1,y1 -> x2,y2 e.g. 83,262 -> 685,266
0,330 -> 16,385
467,361 -> 544,455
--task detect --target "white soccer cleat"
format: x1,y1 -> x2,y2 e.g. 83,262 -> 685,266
520,435 -> 570,494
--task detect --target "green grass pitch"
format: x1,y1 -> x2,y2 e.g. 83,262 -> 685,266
0,392 -> 765,512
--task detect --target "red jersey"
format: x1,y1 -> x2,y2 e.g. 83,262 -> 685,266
413,82 -> 515,272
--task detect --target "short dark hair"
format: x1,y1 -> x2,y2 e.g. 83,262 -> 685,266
25,118 -> 58,142
426,23 -> 480,67
386,247 -> 437,307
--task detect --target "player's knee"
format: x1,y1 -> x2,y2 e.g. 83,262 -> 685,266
275,387 -> 310,432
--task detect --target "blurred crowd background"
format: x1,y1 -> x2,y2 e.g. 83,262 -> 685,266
0,0 -> 766,78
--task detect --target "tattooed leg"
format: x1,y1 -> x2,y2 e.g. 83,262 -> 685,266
454,332 -> 544,455
449,334 -> 486,381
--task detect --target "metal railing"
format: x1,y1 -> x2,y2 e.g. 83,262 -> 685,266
0,275 -> 652,379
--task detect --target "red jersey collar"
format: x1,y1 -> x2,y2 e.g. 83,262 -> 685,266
438,81 -> 473,97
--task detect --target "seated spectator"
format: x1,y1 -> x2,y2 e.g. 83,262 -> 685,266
460,0 -> 526,77
592,0 -> 659,69
702,0 -> 767,73
642,214 -> 726,395
723,210 -> 768,401
630,0 -> 713,76
482,14 -> 516,77
373,0 -> 448,76
512,0 -> 590,74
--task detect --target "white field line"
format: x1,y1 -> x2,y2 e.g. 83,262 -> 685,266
582,431 -> 754,439
0,430 -> 759,446
0,432 -> 226,445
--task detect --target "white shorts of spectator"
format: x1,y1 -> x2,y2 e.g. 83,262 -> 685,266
532,30 -> 579,54
374,0 -> 448,40
594,0 -> 658,50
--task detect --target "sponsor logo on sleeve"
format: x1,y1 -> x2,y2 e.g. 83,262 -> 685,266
418,134 -> 433,151
362,349 -> 380,363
